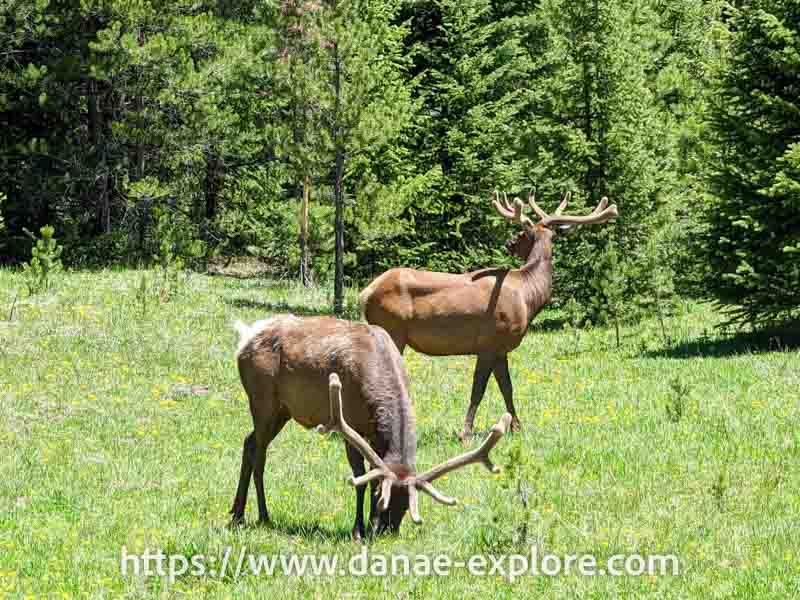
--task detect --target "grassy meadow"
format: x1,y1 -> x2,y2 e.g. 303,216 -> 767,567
0,267 -> 799,599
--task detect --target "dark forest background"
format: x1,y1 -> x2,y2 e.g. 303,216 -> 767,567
1,0 -> 798,324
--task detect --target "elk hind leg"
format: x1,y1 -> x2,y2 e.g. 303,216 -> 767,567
493,354 -> 521,432
252,406 -> 290,524
230,431 -> 256,525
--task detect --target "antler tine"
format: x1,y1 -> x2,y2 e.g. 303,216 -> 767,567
415,480 -> 456,506
554,191 -> 571,216
408,486 -> 422,524
317,374 -> 396,497
493,191 -> 533,230
350,468 -> 386,487
415,413 -> 512,486
492,190 -> 516,219
527,187 -> 549,221
402,414 -> 510,523
592,196 -> 609,214
379,477 -> 393,512
543,202 -> 619,227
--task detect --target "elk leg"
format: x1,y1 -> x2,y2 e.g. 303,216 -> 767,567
229,431 -> 256,524
252,414 -> 289,524
493,354 -> 521,432
367,480 -> 381,535
345,442 -> 368,542
460,353 -> 496,442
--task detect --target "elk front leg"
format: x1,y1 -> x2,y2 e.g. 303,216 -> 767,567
460,353 -> 496,442
492,354 -> 521,432
345,442 -> 368,542
230,431 -> 256,525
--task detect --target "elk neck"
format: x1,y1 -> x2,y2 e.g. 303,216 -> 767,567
378,391 -> 418,479
370,328 -> 418,477
518,230 -> 554,318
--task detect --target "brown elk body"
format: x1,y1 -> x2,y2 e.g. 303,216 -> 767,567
231,315 -> 510,539
360,191 -> 618,440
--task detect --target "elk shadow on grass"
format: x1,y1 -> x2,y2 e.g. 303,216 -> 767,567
226,517 -> 352,542
266,518 -> 353,542
645,327 -> 800,359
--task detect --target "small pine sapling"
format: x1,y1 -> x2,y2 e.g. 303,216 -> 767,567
22,225 -> 63,295
562,296 -> 584,355
589,242 -> 627,349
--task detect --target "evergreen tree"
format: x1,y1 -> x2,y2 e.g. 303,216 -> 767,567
315,0 -> 414,313
269,0 -> 326,285
704,0 -> 800,325
380,0 -> 538,274
530,0 -> 668,310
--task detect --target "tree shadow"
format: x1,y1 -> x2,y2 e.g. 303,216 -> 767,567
226,296 -> 335,317
226,297 -> 363,320
206,270 -> 271,281
528,317 -> 567,333
205,257 -> 278,280
645,327 -> 800,359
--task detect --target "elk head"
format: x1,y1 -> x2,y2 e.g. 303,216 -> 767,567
494,190 -> 619,260
318,373 -> 512,527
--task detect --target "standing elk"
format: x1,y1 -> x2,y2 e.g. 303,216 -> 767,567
230,315 -> 511,539
360,190 -> 618,441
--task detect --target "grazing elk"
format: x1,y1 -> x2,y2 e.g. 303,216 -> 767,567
360,190 -> 618,441
231,315 -> 511,539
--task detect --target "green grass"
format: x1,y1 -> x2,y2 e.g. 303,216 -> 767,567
1,268 -> 799,599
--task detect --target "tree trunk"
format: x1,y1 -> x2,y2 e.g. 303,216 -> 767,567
88,78 -> 111,234
332,35 -> 345,315
204,148 -> 220,222
300,175 -> 312,287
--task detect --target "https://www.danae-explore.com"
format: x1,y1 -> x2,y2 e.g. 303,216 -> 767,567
120,545 -> 680,582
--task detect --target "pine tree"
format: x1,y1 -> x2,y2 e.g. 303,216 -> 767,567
704,0 -> 800,325
381,0 -> 538,274
530,0 -> 667,308
269,0 -> 327,285
315,0 -> 414,313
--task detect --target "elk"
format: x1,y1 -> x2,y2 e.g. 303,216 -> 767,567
360,190 -> 618,441
230,315 -> 511,539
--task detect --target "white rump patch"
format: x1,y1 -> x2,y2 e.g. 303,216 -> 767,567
233,315 -> 297,356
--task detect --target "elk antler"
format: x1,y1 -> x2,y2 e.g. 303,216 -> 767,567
319,373 -> 512,524
527,189 -> 618,227
494,189 -> 618,231
316,374 -> 397,510
493,190 -> 536,231
405,412 -> 511,523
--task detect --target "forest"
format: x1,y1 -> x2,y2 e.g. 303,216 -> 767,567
1,0 -> 799,324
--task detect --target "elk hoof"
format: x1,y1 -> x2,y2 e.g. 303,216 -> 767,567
458,429 -> 473,445
256,515 -> 272,527
351,526 -> 366,543
511,417 -> 523,433
228,514 -> 245,529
